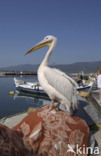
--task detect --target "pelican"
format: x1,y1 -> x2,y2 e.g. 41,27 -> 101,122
25,35 -> 78,114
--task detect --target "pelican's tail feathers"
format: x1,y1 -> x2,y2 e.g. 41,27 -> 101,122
71,89 -> 78,111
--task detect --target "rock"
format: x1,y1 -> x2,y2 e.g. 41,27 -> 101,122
0,124 -> 33,156
94,130 -> 101,154
13,105 -> 89,156
27,107 -> 37,114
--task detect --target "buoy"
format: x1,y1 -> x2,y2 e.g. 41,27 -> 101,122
9,91 -> 15,96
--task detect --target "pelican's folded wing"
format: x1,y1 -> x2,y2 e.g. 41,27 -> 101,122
51,68 -> 78,88
43,67 -> 78,100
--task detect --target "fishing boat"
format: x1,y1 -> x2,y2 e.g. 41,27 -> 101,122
14,90 -> 49,100
77,81 -> 94,92
14,78 -> 95,95
14,78 -> 47,96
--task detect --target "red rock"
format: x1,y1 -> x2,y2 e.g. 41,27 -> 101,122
13,105 -> 89,156
0,124 -> 33,156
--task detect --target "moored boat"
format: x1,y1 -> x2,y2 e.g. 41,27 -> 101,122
14,78 -> 95,95
14,78 -> 47,96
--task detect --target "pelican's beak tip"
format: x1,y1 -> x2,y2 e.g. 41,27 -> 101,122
24,51 -> 28,56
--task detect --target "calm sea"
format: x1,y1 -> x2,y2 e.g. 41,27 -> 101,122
0,76 -> 50,119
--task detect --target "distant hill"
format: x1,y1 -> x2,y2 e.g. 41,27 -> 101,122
0,64 -> 39,72
55,61 -> 101,73
0,61 -> 101,73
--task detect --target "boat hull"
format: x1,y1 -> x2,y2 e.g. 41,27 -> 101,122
16,86 -> 48,97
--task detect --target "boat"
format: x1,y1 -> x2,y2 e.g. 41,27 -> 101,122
14,78 -> 47,96
14,90 -> 50,101
77,81 -> 94,92
14,78 -> 95,95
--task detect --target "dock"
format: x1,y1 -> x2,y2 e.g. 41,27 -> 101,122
78,90 -> 101,155
0,112 -> 28,128
0,71 -> 37,76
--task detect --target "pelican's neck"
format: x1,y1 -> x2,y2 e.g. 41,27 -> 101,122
41,41 -> 56,67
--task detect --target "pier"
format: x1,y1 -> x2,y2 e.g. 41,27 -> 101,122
0,71 -> 37,76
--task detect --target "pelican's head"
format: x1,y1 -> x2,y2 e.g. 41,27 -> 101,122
25,35 -> 57,56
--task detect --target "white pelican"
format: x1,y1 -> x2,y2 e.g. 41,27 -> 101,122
25,35 -> 78,114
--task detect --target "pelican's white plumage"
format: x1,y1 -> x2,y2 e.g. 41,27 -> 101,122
25,35 -> 78,114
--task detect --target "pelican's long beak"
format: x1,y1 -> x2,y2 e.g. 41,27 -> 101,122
24,39 -> 51,56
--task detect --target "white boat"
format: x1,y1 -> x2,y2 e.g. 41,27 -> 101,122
14,78 -> 95,95
14,78 -> 47,96
77,81 -> 94,92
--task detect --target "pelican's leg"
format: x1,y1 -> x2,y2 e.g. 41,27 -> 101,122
71,91 -> 78,111
49,100 -> 54,111
72,101 -> 78,111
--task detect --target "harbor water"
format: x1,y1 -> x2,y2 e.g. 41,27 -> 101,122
0,76 -> 50,118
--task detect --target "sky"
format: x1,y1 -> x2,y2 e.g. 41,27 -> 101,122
0,0 -> 101,67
